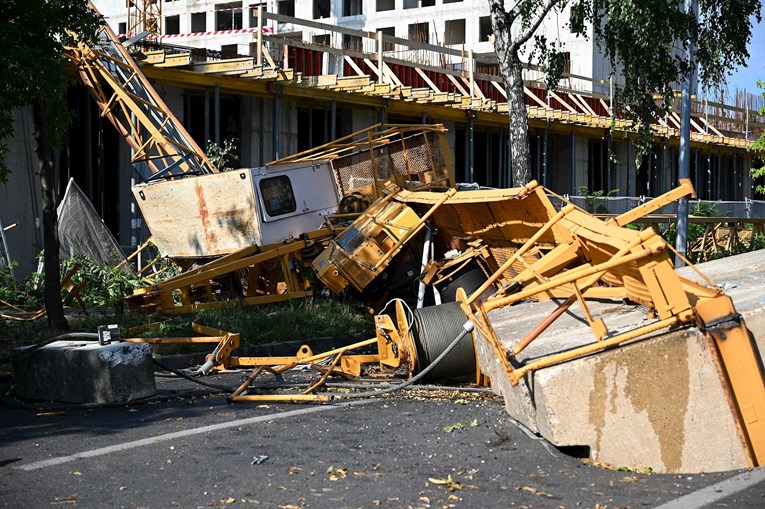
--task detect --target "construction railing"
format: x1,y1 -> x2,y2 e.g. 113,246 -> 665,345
239,11 -> 765,147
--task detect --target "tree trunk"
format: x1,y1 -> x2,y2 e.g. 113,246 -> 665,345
503,57 -> 532,186
32,98 -> 68,331
489,3 -> 532,186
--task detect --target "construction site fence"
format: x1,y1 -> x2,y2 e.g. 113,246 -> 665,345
549,195 -> 765,220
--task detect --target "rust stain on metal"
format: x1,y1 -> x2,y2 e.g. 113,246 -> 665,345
194,182 -> 216,249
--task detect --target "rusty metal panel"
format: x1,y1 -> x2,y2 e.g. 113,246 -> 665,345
133,170 -> 262,259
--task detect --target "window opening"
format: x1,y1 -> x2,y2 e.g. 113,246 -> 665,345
215,2 -> 243,30
191,12 -> 206,33
165,15 -> 180,35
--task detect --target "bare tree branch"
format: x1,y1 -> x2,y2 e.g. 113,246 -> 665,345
514,0 -> 567,49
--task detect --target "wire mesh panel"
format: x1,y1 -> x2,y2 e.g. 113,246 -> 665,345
331,129 -> 451,197
57,179 -> 134,275
272,125 -> 452,199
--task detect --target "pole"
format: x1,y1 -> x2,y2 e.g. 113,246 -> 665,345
468,112 -> 475,182
570,131 -> 576,194
675,0 -> 698,268
256,5 -> 263,66
273,84 -> 282,160
331,99 -> 337,141
214,83 -> 221,146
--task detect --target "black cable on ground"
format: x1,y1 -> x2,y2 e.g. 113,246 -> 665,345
1,333 -> 100,363
151,358 -> 236,393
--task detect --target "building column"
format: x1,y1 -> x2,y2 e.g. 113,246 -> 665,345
273,84 -> 282,160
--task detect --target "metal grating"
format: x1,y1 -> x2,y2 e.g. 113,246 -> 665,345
332,130 -> 451,197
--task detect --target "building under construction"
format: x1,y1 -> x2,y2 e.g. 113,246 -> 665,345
1,0 -> 763,276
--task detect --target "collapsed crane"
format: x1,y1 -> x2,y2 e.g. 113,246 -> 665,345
128,174 -> 764,469
58,2 -> 764,473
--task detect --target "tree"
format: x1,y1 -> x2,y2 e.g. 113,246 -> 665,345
489,0 -> 761,186
750,80 -> 765,195
0,0 -> 101,329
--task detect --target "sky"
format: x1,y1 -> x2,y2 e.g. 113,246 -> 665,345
725,14 -> 765,94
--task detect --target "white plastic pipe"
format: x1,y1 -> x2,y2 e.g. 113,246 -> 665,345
416,228 -> 433,309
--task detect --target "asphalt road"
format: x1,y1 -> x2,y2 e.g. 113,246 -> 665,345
1,372 -> 763,509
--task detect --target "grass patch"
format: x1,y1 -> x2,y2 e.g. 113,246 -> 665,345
195,298 -> 373,345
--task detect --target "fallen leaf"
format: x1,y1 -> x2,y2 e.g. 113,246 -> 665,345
164,459 -> 173,465
518,485 -> 554,498
69,471 -> 81,476
428,475 -> 463,492
326,466 -> 347,479
620,476 -> 641,484
51,493 -> 79,505
419,496 -> 431,504
220,497 -> 236,504
443,420 -> 478,433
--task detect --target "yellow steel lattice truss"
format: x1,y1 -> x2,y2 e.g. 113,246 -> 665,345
66,3 -> 216,181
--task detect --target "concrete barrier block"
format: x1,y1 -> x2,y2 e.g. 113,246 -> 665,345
12,340 -> 156,404
532,329 -> 748,473
473,251 -> 765,473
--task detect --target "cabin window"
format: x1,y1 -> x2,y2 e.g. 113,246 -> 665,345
260,176 -> 297,216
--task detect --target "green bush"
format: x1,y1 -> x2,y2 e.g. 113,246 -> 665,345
577,186 -> 619,214
61,254 -> 144,307
0,261 -> 44,307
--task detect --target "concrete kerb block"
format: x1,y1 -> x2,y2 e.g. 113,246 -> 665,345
12,340 -> 156,404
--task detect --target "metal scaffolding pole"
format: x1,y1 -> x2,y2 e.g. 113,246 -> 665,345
273,84 -> 282,160
214,84 -> 221,145
329,99 -> 337,142
570,132 -> 576,194
467,112 -> 475,183
543,125 -> 548,187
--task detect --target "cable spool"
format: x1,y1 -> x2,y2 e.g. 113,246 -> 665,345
437,267 -> 488,303
410,302 -> 475,382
